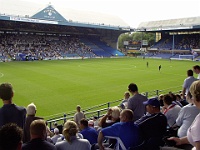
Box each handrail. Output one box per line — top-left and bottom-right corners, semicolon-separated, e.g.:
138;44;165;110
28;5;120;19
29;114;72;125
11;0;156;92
46;87;182;128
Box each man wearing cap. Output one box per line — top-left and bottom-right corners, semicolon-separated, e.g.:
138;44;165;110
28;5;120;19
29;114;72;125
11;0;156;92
135;97;167;150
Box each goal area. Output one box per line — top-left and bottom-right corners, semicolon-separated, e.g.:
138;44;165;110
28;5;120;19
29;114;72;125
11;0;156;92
179;55;195;60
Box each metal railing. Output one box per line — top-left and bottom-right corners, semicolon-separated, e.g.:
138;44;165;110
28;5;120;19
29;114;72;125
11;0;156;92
46;86;182;128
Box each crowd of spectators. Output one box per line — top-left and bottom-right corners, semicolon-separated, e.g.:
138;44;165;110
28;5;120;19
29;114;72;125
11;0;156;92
0;32;96;61
1;66;200;150
151;34;200;50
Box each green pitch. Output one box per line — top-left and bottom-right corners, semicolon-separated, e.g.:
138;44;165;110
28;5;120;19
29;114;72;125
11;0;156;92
0;58;197;118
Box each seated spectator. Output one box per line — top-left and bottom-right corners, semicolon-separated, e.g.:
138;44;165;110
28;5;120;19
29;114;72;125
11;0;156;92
159;94;164;107
135;97;167;150
176;94;188;106
98;106;121;148
98;106;120;128
88;120;94;127
0;83;26;128
170;92;183;107
175;92;200;138
168;80;200;150
23;103;43;143
98;109;140;150
55;120;91;150
162;94;181;127
22;119;56;150
0;123;23;150
119;91;130;109
51;128;63;145
74;105;85;126
79;118;98;145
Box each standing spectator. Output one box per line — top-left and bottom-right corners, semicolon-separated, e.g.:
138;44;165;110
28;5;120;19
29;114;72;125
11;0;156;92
74;105;85;126
98;109;140;150
162;94;181;127
0;123;23;150
23;103;43;143
119;91;130;109
22;119;56;150
182;69;198;99
193;65;200;79
135;97;167;150
127;83;148;121
55;120;91;150
0;83;26;128
79;118;98;145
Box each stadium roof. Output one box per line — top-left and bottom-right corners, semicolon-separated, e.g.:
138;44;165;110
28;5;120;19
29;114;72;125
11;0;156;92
0;0;130;29
136;16;200;31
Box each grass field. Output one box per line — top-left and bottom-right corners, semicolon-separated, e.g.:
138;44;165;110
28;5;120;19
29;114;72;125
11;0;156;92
0;57;198;118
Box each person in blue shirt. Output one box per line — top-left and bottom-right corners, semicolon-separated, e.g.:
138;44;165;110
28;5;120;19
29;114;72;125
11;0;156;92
79;118;98;145
98;109;140;150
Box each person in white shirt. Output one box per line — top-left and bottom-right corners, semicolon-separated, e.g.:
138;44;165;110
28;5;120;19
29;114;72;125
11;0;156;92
162;94;181;127
168;80;200;150
176;92;200;138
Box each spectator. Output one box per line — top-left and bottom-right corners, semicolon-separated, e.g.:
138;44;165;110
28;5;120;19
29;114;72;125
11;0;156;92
170;92;183;107
176;94;188;106
127;83;148;121
159;94;164;107
23;103;43;143
98;106;121;148
98;106;120;128
88;120;94;128
168;80;200;150
22;119;56;150
79;118;98;145
119;91;130;109
175;92;200;138
162;94;181;127
74;105;85;126
0;123;23;150
51;128;63;145
135;97;167;150
55;120;91;150
193;65;200;79
182;69;198;99
0;83;26;128
98;109;140;150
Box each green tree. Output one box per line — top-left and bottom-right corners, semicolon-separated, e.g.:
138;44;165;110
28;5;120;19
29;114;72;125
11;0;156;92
118;32;155;49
